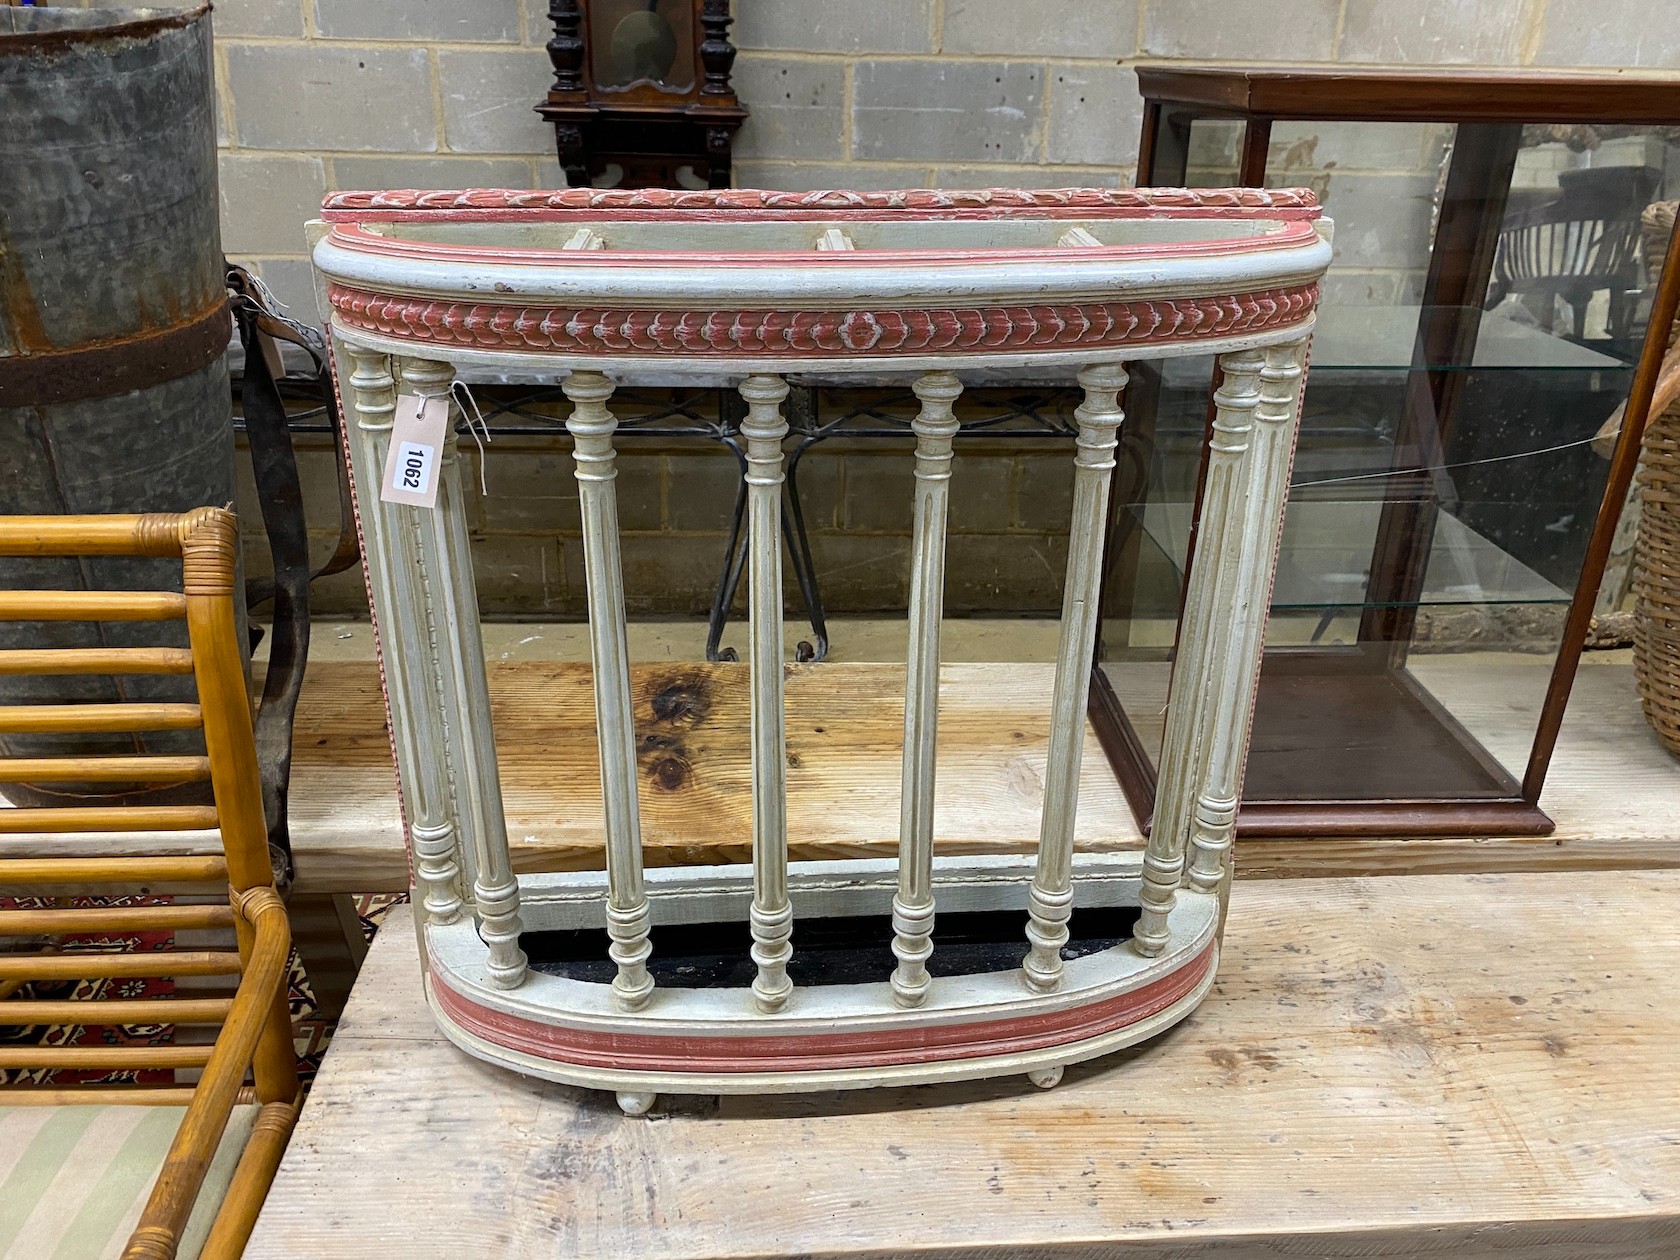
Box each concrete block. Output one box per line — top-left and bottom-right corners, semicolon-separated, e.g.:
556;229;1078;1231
1537;0;1680;67
1142;0;1338;60
665;447;745;533
614;453;665;533
947;453;1015;534
945;533;1068;613
734;161;929;191
301;559;373;617
1014;453;1075;532
314;0;520;42
1339;0;1529;64
1186;119;1243;172
1046;66;1140;168
1316;268;1411;307
853;61;1043;165
788;450;842;534
439;50;556;153
589;535;737;617
241;529;370;617
804;535;911;612
941;0;1136;60
470;533;564;615
250;259;323;325
1316;173;1439;271
212;0;304;38
219;154;327;256
1269;122;1442;175
331;156;536;191
533;156;567;189
521;0;550;46
735;0;935;54
479;441;660;533
842;450;916;533
225;44;437;152
932;165;1123;189
480;446;578;530
293;445;354;527
732;56;847;162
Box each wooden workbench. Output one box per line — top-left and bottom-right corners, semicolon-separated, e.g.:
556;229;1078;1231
3;653;1675;889
246;875;1680;1258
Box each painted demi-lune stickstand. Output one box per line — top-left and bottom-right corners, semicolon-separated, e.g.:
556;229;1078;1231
311;186;1329;1111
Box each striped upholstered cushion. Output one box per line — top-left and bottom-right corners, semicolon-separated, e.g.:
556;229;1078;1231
0;1105;256;1260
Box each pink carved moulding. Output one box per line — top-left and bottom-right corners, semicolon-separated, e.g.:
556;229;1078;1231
320;186;1323;362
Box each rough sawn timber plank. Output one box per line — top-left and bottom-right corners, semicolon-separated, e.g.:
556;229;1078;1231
246;873;1680;1258
6;656;1676;889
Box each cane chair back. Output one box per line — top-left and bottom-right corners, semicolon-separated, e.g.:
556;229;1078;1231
0;510;299;1260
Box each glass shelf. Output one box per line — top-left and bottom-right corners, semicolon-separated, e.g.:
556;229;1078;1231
1128;500;1571;615
1308;304;1635;373
1152;305;1636;388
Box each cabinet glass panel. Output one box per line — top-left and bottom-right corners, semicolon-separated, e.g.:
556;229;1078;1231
1102;120;1664;806
589;0;696;92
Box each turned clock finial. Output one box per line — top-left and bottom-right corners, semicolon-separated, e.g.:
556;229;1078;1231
545;0;586;96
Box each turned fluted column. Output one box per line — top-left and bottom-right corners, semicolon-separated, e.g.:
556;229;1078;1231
1133;350;1267;956
1185;340;1308;896
740;373;794;1013
395;356;527;988
890;370;963;1008
339;343;464;928
1022;363;1128;994
564;370;653;1011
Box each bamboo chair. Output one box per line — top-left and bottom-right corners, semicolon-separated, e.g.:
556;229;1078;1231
0;510;299;1260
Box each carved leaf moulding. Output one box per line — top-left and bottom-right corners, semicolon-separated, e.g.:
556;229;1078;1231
320;185;1323;222
326;284;1318;357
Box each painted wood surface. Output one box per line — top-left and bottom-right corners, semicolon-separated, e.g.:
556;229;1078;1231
5;654;1674;888
1025;366;1129;991
892;372;963;1007
247;876;1680;1258
394;355;527;988
562;370;652;1011
738;374;794;1014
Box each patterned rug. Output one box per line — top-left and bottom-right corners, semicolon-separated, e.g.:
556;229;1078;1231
0;894;178;1089
0;891;410;1092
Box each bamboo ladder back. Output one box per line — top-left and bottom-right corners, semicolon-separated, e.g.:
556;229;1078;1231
0;509;300;1260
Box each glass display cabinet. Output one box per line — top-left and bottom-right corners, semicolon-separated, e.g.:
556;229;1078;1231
1097;68;1680;838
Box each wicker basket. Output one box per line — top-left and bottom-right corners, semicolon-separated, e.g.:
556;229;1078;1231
1634;201;1680;759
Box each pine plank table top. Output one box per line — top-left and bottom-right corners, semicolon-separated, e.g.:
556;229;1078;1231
247;874;1680;1259
5;654;1676;887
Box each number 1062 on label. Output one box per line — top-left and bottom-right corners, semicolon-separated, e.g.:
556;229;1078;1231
392;441;435;495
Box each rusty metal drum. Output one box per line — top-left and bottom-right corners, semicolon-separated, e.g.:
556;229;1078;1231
0;5;233;806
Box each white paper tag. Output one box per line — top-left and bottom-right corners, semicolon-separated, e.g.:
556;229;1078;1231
380;393;451;508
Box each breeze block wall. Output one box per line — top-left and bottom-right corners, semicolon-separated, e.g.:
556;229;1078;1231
212;0;1680;617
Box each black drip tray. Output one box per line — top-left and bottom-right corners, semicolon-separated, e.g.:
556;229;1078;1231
523;904;1141;989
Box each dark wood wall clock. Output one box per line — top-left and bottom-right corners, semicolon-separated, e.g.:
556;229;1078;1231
538;0;748;189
